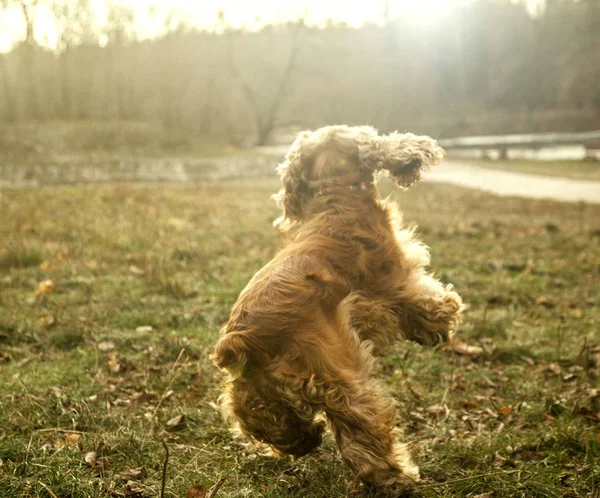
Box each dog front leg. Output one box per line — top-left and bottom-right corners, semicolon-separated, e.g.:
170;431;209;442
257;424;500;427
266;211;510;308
395;274;464;345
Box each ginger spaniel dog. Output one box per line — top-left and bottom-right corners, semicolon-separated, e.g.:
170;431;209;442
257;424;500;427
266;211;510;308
213;125;463;493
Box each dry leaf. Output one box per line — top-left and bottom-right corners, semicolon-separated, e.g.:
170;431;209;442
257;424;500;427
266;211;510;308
98;341;115;351
498;406;512;418
118;468;146;480
85;451;110;470
166;414;186;431
135;326;153;333
426;404;449;418
187;478;226;498
535;296;555;309
129;265;145;275
106;353;135;373
125;480;145;497
519;355;535;366
36;280;54;295
84;451;97;466
458;400;479;410
167;217;188;230
492;452;511;468
38;315;56;329
186;484;208;498
449;338;483;357
570;308;582;319
65;433;81;448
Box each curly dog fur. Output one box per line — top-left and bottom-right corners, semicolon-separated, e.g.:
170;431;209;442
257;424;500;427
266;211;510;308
212;125;464;492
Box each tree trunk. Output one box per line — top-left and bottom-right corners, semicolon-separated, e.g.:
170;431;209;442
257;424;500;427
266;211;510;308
0;54;16;121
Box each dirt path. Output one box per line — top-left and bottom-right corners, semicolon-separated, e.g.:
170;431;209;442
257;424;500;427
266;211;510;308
425;161;600;204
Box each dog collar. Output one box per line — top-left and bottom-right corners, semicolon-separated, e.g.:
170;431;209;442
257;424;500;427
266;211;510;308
313;182;368;199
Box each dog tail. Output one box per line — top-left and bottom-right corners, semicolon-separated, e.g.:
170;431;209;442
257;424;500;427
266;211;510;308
212;332;254;377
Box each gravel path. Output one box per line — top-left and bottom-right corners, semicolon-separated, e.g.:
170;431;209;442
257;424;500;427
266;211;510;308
425;161;600;204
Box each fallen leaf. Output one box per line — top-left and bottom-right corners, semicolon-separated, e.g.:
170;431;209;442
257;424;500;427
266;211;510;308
498;406;512;418
85;451;110;470
458;400;480;410
129;265;145;275
492;452;512;468
448;338;483;357
426;404;449;419
535;296;555;309
518;450;546;463
540;362;563;376
125;480;145;497
98;341;115;351
36;280;54;295
84;452;97;466
167;217;188;230
186;484;208;498
118;468;146;480
38;315;56;329
106;353;135;373
65;433;81;448
519;355;536;366
166;414;186;431
570;308;582;319
135;326;153;333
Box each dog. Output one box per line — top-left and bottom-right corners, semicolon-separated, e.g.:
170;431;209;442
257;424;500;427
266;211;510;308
212;125;464;492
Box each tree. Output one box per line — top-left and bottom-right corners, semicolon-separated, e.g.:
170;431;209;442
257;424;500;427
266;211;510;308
225;8;309;145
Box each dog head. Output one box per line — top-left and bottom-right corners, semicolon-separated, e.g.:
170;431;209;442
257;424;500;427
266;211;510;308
273;125;445;229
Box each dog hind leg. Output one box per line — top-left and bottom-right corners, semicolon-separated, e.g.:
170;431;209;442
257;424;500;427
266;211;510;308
321;372;419;490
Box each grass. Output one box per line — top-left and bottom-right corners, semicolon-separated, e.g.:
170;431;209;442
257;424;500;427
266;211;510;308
0;177;599;497
0;121;247;164
449;157;600;182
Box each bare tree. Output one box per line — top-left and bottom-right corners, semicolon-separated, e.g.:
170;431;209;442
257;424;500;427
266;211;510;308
49;0;95;118
226;8;308;145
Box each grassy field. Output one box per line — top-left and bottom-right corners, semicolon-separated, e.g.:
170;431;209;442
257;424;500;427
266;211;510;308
450;158;600;182
0;178;599;498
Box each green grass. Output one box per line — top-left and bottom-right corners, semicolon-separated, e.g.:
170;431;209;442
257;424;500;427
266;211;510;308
0;178;599;497
449;157;600;181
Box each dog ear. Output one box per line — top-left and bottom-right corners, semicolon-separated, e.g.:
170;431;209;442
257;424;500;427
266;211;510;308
272;130;312;229
359;132;445;187
212;331;254;379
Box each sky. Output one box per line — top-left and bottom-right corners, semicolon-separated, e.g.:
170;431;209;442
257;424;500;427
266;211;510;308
0;0;541;52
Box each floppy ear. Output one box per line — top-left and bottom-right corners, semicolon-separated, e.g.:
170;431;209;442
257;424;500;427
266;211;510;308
359;132;445;187
272;130;312;229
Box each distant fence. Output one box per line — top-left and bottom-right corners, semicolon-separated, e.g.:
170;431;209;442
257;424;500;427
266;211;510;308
439;130;600;160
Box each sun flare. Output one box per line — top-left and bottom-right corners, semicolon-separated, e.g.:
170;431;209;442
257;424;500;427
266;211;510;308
0;0;467;52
